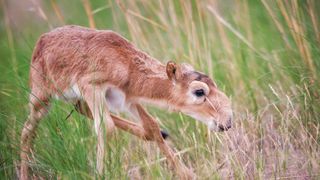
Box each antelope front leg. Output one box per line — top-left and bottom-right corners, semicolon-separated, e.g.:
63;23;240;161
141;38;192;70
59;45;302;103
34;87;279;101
134;104;195;179
75;100;167;141
81;86;115;176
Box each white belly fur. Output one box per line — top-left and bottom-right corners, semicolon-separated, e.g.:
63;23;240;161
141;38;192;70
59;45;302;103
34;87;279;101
105;87;126;113
54;84;127;113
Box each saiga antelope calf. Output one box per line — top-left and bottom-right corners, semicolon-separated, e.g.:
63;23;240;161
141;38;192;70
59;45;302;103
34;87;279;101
20;25;232;179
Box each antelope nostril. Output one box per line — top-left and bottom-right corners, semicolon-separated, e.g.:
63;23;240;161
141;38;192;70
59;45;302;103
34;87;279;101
218;124;225;131
218;124;231;131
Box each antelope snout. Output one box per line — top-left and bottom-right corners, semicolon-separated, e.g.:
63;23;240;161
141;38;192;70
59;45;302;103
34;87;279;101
218;116;232;132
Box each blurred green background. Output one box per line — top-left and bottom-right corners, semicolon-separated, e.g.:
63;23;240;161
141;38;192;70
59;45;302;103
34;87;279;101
1;0;319;179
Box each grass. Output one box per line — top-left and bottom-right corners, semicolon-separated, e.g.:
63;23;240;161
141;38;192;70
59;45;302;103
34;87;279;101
1;0;320;179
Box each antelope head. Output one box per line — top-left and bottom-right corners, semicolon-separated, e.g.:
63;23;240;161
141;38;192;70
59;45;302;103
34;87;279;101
166;61;233;132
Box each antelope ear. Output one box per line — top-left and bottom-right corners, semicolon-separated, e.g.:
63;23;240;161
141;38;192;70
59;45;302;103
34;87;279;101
166;61;177;81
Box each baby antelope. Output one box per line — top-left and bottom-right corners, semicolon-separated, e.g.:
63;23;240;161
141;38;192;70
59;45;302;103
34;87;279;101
20;25;232;179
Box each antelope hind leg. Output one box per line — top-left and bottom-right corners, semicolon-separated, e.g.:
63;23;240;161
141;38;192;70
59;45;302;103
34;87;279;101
20;96;50;180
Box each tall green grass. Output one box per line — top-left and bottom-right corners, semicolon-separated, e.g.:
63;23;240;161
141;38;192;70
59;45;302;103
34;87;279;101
0;0;319;179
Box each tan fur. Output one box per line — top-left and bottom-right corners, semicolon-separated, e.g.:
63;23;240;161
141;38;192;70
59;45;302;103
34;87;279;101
20;25;232;179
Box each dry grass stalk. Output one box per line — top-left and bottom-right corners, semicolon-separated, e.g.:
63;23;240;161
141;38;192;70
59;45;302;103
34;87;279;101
277;0;316;79
307;0;320;44
211;0;234;60
50;0;65;24
1;0;18;76
261;0;292;49
31;0;53;29
82;0;96;28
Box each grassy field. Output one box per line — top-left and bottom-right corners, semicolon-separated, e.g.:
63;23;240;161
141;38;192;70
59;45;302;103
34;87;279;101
1;0;320;179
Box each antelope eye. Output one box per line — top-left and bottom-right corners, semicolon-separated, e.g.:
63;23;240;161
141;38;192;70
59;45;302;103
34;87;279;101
194;89;205;97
